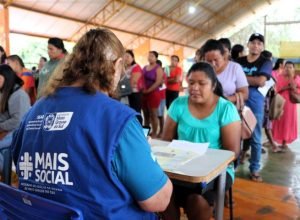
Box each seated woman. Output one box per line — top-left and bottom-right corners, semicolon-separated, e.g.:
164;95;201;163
162;62;241;220
0;65;30;172
12;28;172;219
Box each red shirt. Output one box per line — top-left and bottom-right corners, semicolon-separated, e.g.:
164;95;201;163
131;64;144;92
159;72;167;99
166;66;182;91
18;69;36;105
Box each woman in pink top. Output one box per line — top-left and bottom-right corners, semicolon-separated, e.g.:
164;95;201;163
272;61;300;149
263;58;285;152
272;58;285;80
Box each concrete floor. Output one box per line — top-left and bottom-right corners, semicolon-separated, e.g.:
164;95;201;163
236;105;300;208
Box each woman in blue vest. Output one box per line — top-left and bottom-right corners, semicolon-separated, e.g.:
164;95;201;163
162;62;241;220
12;28;172;219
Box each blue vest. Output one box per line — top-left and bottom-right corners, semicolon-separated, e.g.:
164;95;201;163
14;87;156;219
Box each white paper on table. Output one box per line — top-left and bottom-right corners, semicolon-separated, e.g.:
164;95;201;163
167;140;209;156
258;78;275;97
151;146;198;171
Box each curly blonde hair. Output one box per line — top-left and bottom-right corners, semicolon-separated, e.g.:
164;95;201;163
42;28;124;96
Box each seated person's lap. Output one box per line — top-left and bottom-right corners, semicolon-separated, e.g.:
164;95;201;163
173;172;232;207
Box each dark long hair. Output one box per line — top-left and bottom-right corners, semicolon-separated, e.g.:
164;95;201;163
187;62;224;98
125;50;136;66
0;65;24;113
202;39;225;56
48;37;67;54
0;46;7;64
273;58;285;70
231;44;244;61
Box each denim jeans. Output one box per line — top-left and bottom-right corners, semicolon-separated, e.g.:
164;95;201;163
0;132;13;172
248;112;264;173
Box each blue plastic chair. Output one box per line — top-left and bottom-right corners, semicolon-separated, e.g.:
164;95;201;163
0;182;83;220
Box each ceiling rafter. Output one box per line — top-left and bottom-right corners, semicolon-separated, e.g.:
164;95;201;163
265;0;272;4
1;2;197;49
126;1;188;49
196;1;236;29
239;0;256;14
3;0;13;7
118;0;207;34
125;0;212;49
70;0;129;41
172;0;253;47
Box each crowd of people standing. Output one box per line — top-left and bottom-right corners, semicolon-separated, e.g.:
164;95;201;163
0;29;299;220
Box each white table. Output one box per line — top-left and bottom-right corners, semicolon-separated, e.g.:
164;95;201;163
150;139;235;220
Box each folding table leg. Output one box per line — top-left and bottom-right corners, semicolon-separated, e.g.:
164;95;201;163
215;169;226;220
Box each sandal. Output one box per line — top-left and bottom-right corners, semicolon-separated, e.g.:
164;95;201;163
279;145;288;152
271;145;282;153
272;147;282;153
249;173;263;182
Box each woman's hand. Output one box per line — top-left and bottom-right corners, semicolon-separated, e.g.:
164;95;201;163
143;89;149;94
289;82;297;91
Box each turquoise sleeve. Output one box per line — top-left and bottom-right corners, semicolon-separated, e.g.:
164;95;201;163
112;118;168;201
167;96;184;122
220;101;241;127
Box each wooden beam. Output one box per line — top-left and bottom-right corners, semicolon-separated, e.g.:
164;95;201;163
196;1;236;28
2;2;197;50
174;0;254;46
70;0;127;41
119;0;205;34
1;2;197;49
126;0;212;49
9;30;70;42
266;20;300;25
0;5;10;54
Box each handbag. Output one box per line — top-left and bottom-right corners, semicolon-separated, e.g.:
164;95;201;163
269;87;285;120
235;93;257;140
117;73;132;97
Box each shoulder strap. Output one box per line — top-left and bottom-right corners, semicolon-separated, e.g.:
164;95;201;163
235;92;244;113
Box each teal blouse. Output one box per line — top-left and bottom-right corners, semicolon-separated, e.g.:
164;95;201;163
168;96;240;180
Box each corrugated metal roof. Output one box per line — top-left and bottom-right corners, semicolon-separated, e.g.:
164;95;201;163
3;0;282;58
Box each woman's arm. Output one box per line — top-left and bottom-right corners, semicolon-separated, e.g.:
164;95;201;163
227;87;249;103
130;71;142;91
162;115;177;141
277;84;291;93
0;91;30;131
113;118;172;212
221;121;241;158
144;68;164;94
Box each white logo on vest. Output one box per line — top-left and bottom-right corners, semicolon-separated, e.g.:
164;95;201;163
18;152;73;186
19;152;33;180
43;112;73;131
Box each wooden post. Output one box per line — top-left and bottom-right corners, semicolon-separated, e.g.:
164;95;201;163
0;5;10;55
133;39;150;67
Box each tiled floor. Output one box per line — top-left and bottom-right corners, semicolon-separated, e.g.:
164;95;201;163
232;106;300;219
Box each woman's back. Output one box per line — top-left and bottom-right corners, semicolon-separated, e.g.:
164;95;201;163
12;87;156;219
